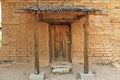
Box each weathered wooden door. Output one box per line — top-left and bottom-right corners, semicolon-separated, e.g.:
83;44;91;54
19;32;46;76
50;24;71;62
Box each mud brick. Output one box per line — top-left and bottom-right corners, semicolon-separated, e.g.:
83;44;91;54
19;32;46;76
10;51;19;56
20;51;30;56
29;51;34;55
39;55;49;59
18;56;28;60
113;54;120;57
74;52;84;57
1;47;17;52
18;48;28;51
0;52;10;57
28;47;34;52
73;46;84;52
72;57;84;64
39;60;49;67
102;53;112;57
90;52;102;57
0;56;10;60
8;55;17;60
11;57;18;60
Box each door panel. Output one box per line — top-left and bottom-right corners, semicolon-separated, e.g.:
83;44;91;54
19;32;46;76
50;24;71;62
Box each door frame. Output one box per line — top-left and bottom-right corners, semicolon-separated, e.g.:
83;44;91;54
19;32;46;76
49;23;72;63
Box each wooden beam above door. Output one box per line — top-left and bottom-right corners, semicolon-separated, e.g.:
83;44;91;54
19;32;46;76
40;19;80;23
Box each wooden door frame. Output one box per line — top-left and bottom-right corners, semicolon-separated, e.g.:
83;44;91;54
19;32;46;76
49;23;72;63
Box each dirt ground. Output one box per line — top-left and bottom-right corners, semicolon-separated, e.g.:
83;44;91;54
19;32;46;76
0;62;120;80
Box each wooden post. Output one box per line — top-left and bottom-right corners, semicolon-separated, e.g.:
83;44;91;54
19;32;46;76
34;0;39;74
84;12;89;74
34;11;39;74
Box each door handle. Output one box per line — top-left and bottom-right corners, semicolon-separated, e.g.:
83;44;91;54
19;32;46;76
67;40;70;44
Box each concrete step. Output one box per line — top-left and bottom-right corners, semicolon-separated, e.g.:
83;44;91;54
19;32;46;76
50;62;72;74
51;64;72;69
52;67;70;74
50;62;72;68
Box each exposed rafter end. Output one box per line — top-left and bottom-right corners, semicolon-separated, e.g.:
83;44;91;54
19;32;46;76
15;9;29;13
89;10;108;15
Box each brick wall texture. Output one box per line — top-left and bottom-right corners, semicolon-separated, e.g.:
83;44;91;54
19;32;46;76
0;0;120;67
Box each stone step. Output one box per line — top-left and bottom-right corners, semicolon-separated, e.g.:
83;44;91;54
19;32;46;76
50;62;72;74
50;62;72;68
51;64;72;69
52;67;70;74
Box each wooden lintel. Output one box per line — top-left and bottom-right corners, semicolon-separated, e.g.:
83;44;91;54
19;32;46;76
40;19;79;23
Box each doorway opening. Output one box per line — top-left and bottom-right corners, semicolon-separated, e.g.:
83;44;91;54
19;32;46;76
49;23;71;63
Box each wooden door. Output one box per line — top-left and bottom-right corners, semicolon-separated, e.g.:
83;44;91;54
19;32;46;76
50;24;71;62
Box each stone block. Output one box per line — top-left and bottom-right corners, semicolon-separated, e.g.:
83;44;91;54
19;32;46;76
79;72;94;80
112;62;120;68
52;68;70;74
51;64;72;69
29;72;45;80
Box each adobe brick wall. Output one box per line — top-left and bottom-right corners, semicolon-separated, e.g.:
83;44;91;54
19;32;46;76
108;0;120;63
0;0;119;66
1;1;35;61
0;1;50;67
71;15;113;64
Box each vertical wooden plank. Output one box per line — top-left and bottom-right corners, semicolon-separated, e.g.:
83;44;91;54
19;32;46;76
67;25;71;61
65;25;69;60
62;25;65;58
69;24;72;62
84;12;89;74
49;25;52;62
51;25;55;62
54;25;56;57
61;25;64;58
60;25;63;58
